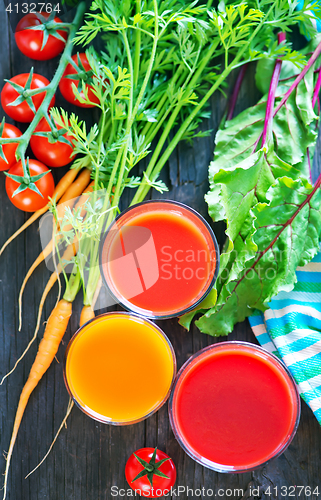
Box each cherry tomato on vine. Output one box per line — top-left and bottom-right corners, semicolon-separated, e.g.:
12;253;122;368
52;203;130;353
1;72;55;123
5;159;55;212
15;12;67;60
30;117;74;167
0;123;22;171
125;448;176;498
59;53;100;108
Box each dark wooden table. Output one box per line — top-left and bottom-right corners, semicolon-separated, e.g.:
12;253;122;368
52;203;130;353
1;4;321;500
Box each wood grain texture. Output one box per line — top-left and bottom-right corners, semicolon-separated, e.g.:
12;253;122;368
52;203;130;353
0;4;321;500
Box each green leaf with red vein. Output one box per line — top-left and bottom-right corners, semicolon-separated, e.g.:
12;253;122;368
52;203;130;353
179;42;321;335
206;80;317;222
205;41;320;228
193;177;321;336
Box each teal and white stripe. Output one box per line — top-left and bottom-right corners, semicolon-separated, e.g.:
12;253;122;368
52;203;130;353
249;251;321;425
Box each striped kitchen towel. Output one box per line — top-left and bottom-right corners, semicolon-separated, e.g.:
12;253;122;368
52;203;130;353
249;251;321;425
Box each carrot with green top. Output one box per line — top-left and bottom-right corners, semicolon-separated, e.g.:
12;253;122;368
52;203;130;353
33;241;79;346
24;301;96;479
2;223;84;497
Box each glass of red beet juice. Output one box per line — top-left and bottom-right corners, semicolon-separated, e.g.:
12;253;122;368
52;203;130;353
99;199;219;319
169;341;300;472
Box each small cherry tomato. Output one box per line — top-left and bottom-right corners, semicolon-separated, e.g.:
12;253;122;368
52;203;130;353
1;72;55;123
125;448;176;498
30;117;74;167
0;123;22;171
59;53;100;108
15;12;67;60
5;159;55;212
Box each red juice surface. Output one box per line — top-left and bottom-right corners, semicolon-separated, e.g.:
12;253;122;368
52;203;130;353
171;344;299;470
101;202;217;316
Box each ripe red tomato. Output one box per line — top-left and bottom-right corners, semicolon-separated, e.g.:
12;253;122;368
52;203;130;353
59;53;99;108
125;448;176;498
30;117;74;167
15;13;67;60
1;73;55;123
5;159;55;212
0;123;22;171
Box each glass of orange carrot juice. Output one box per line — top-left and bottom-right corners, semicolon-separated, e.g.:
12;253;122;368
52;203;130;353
99;200;219;319
63;312;176;424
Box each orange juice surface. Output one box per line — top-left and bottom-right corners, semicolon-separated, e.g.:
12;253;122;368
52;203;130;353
65;314;175;423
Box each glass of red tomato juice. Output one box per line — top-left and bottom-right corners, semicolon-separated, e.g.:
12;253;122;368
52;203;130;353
169;342;300;472
99;200;219;319
63;312;176;425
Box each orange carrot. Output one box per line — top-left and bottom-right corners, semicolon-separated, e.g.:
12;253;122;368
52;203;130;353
79;305;95;326
18;240;54;332
23;296;95;479
18;181;95;331
0;167;81;257
2;299;72;500
1;239;78;386
58;168;91;206
57;178;94;226
28;239;79;348
52;167;82;203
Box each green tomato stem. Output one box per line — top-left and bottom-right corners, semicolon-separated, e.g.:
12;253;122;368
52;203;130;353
25;86;52;97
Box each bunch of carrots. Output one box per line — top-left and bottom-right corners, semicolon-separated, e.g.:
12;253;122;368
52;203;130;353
0;165;97;497
0;3;99;496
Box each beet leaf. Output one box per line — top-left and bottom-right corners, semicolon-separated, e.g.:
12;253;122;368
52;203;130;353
180;37;321;335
